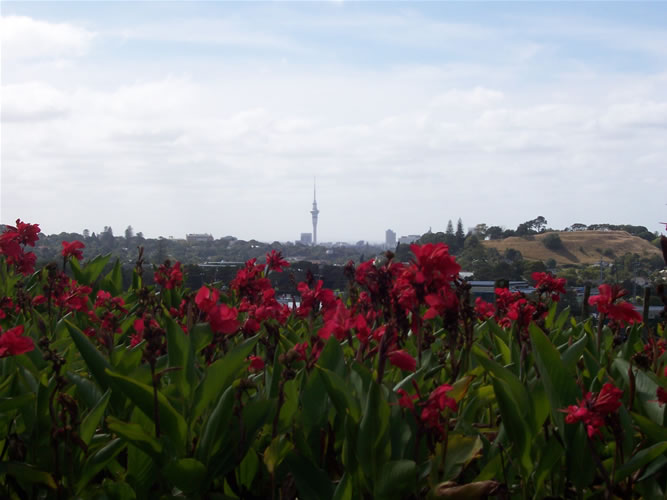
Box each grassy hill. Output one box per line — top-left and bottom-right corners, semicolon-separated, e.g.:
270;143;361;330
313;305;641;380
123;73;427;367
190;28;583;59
482;230;662;265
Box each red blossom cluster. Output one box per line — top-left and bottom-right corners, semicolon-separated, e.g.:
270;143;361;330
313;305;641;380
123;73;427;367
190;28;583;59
420;384;458;436
588;284;642;326
532;272;567;302
154;261;183;289
0;219;40;275
61;240;85;261
562;383;623;438
0;325;34;357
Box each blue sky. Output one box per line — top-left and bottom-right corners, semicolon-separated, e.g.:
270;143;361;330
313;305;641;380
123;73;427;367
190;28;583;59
2;1;666;242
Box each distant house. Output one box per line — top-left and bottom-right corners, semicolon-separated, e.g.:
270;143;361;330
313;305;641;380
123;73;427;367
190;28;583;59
186;233;214;243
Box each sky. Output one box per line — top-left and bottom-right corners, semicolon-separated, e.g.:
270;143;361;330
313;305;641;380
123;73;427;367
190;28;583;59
2;1;666;243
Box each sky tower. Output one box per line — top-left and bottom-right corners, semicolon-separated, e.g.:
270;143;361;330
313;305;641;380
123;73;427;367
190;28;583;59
311;178;319;245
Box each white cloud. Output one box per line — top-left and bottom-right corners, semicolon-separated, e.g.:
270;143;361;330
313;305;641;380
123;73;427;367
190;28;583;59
1;15;95;61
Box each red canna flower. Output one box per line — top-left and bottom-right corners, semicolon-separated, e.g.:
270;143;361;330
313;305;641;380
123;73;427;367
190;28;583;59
532;272;567;301
61;240;85;260
389;350;417;372
248;355;265;372
561;383;623;438
208;303;239;335
266;250;289;272
656;387;667;406
589;284;642;325
420;383;457;436
0;325;34;357
396;388;419;410
154;261;183;289
195;286;219;313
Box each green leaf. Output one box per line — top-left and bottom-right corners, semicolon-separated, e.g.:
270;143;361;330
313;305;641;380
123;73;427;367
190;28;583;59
190;322;214;353
192;334;259;420
357;380;391;482
492;377;532;473
632;412;667;443
82;254;111;286
374;460;417;500
318;336;346;377
105;259;123;295
614;442;667;483
106;369;187;450
80;389;111;446
196;386;235;463
614;358;665;426
529;323;580;441
317;365;361;423
0;462;57;489
0;392;34;413
561;333;588;369
107;416;163;459
332;473;352;500
66;320;115;392
301;369;329;433
238;449;259;491
76;438;126;493
442;435;483;481
163;458;207;494
263;435;294;474
285;451;334;500
164;312;195;400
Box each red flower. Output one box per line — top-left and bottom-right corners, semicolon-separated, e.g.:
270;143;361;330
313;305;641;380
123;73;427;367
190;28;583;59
248;355;265;372
420;384;457;436
154;261;183;289
389;350;417;372
62;240;85;260
474;297;495;320
532;272;566;301
589;284;642;325
0;219;41;247
657;387;667;406
195;286;219;313
0;325;34;357
396;388;418;410
423;287;458;320
208;303;239;334
266;250;289;272
561;383;623;438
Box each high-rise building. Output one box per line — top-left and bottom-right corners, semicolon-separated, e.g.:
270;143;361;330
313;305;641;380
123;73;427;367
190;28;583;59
385;229;396;249
300;233;312;245
310;178;319;245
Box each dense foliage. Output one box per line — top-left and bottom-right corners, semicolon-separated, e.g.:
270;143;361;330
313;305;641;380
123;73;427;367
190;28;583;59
1;220;666;499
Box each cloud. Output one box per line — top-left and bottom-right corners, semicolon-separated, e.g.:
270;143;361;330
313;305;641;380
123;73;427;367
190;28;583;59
1;82;69;122
1;15;95;61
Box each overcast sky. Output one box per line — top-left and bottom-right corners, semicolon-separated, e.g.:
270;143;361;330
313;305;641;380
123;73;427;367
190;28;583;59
2;2;666;243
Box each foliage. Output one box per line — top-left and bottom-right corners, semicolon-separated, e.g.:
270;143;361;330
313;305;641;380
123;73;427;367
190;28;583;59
542;233;563;251
1;220;666;499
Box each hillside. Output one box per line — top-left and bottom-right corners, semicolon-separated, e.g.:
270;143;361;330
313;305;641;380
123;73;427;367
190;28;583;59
482;230;662;265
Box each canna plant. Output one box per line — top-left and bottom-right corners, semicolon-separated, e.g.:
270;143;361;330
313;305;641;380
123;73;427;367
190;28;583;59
0;219;665;499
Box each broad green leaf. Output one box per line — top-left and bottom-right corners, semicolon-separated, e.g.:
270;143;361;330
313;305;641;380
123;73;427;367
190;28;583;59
82;254;111;286
332;473;352;500
492;377;532;473
192;334;259;420
529;323;579;441
357;380;391;482
561;333;588;369
0;462;57;489
196;385;235;463
0;393;34;413
301;368;329;432
442;435;483;481
318;336;346;377
164;312;195;400
614;442;667;483
317;365;361;423
163;458;207;494
107;416;163;459
76;438;126;493
66;320;115;392
632;412;667;443
614;358;665;426
285;451;334;500
374;460;417;500
238;449;259;491
106;369;187;450
263;435;294;474
80;389;111;446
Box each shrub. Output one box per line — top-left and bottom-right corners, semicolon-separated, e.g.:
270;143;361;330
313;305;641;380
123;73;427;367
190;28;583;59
543;232;563;250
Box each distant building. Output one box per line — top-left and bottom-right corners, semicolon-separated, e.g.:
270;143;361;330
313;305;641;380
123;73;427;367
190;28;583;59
398;234;420;245
385;229;396;249
186;233;213;243
299;233;313;245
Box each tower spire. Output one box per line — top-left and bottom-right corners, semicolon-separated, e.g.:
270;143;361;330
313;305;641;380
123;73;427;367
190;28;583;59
311;177;319;246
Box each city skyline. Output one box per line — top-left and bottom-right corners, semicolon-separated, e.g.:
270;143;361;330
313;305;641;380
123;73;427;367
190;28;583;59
2;3;666;241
